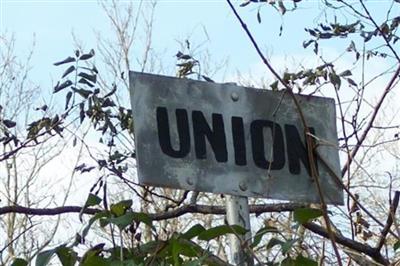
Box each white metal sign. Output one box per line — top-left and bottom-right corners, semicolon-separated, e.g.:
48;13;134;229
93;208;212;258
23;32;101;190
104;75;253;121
129;71;343;204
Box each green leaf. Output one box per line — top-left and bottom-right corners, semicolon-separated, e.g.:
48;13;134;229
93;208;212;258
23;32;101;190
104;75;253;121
81;211;110;240
266;237;285;250
394;240;400;251
103;212;136;230
170;238;182;265
251;226;279;248
281;257;296;266
293;208;323;224
270;80;279;91
84;193;102;207
81;254;109;266
80;193;101;221
110;200;132;217
295;255;318;266
103;211;152;230
177;240;198;258
282;239;298;255
198;225;247;241
11;258;28;266
329;72;341;90
36;249;56;266
182;224;206;240
56;246;77;266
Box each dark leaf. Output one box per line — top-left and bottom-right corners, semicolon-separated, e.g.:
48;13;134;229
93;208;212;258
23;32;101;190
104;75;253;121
36;249;56;266
266;238;284;250
54;56;75;66
178;54;192;60
35;105;48;112
62;65;75;79
270;80;279;91
313;41;319;54
65;91;73;110
80;49;95;60
182;224;206;240
79;193;102;222
3;119;16;128
240;1;251;7
72;136;77;147
54;80;73;93
82;212;110;240
346;78;357;87
78;72;97;83
56;246;77;266
78;78;94;88
104;84;117;98
202;75;215;83
251;226;279;248
329;72;341;90
339;70;352;77
280;257;295;266
11;258;28;266
295;255;318;266
303;40;313;49
83;193;101;207
257;10;261;23
102;211;152;230
282;238;298;254
198;225;247;241
175;51;184;58
79;102;85;123
72;87;92;98
101;98;116;108
394;240;400;251
294;208;323;224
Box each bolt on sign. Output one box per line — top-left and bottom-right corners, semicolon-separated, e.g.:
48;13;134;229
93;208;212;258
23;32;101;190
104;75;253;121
129;71;343;205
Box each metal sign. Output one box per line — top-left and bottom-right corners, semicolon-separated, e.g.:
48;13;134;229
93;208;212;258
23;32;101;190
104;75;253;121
129;71;343;204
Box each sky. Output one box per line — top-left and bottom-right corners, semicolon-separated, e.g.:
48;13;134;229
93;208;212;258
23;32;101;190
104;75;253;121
1;0;400;260
1;0;399;201
1;0;332;86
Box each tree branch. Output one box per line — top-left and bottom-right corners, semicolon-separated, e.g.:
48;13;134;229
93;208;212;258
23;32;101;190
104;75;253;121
376;191;400;251
303;222;389;265
341;65;400;177
0;202;391;264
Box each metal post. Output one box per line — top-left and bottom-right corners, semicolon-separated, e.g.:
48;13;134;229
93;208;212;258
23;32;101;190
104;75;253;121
225;195;254;266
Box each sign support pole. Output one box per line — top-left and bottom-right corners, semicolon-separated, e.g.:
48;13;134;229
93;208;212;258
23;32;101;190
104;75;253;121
225;195;254;266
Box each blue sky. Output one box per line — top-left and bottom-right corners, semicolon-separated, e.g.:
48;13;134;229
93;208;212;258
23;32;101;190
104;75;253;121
1;0;398;106
1;0;332;85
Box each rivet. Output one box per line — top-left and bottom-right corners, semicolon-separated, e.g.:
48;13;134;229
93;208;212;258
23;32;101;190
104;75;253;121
186;177;194;186
239;181;247;191
231;92;239;101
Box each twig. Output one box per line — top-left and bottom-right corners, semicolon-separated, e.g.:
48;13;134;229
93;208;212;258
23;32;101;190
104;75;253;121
375;191;400;251
225;1;342;264
341;65;400;176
